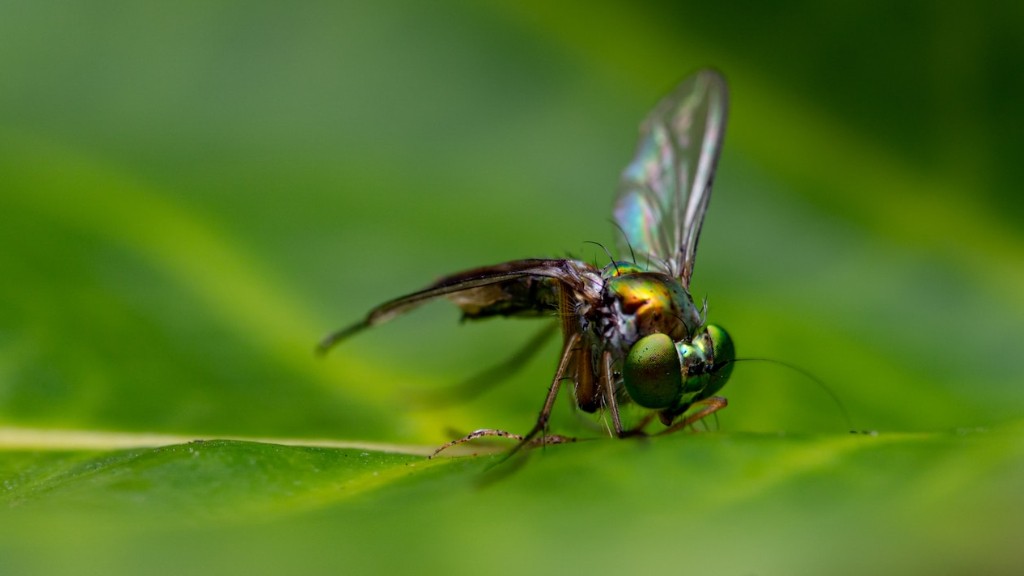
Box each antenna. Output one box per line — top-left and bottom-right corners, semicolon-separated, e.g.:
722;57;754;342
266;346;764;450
725;357;855;431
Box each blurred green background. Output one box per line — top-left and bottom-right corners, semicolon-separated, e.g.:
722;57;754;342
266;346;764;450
1;1;1022;574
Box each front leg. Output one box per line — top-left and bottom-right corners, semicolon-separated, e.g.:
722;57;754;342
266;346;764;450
619;397;729;438
657;396;728;436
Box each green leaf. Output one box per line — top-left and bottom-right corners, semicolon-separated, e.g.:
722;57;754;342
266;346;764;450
2;1;1022;574
2;426;1022;574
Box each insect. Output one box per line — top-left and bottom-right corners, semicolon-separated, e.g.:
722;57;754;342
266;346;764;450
319;69;734;454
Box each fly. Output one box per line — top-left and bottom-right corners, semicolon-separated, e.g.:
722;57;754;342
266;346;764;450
319;69;734;455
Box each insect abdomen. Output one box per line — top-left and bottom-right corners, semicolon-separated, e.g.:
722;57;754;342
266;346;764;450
448;276;562;320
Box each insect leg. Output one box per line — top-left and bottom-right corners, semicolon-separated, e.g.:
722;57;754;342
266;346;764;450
429;332;581;459
428;428;575;458
656;396;728;436
509;331;580;454
429;429;524;458
601;350;626;437
573;341;601;413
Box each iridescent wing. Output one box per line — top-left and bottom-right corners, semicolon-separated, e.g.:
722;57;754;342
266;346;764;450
613;69;729;287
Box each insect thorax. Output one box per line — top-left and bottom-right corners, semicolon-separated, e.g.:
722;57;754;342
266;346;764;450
591;272;702;358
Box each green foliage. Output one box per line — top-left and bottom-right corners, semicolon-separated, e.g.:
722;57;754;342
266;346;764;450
1;1;1022;574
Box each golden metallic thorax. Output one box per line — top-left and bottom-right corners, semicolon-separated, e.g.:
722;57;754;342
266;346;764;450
604;272;697;342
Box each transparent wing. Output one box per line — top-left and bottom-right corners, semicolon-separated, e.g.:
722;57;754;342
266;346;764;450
612;69;729;287
317;258;597;355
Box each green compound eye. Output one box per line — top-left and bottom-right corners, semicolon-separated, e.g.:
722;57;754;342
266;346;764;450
698;324;735;398
623;333;682;409
706;324;734;362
